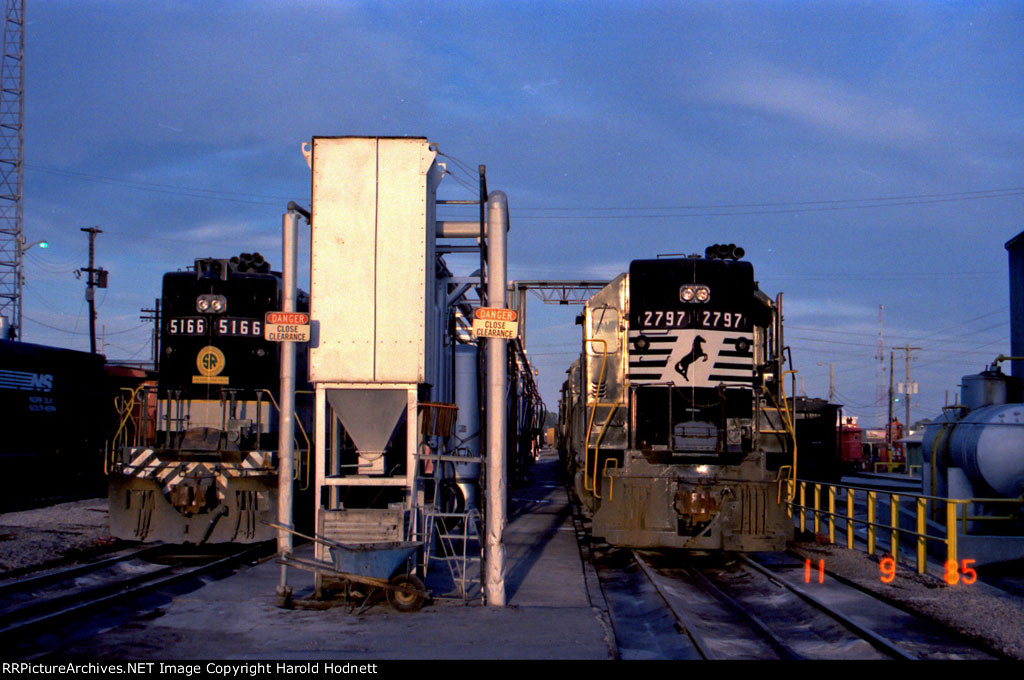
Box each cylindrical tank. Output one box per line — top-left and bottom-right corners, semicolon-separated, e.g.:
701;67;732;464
942;404;1024;498
453;345;481;509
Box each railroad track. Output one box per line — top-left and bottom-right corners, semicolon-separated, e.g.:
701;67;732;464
0;542;273;655
629;550;997;660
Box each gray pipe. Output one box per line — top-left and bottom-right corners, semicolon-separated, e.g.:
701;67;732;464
437;221;482;238
277;210;299;596
485;191;508;607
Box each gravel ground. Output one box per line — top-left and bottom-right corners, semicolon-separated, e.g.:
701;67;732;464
790;539;1024;660
0;498;116;574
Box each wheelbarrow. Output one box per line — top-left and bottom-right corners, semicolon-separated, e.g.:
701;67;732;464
268;521;428;612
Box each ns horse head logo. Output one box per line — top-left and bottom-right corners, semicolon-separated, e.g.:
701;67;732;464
674;335;708;380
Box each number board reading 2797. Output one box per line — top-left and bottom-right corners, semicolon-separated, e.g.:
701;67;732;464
638;309;747;330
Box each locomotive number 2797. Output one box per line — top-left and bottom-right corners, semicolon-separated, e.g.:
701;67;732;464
700;311;744;329
639;310;744;329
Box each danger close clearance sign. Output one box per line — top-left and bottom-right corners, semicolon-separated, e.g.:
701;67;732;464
471;307;518;339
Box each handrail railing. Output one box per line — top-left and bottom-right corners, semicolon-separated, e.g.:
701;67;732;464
602;458;620;501
256;388;314;491
106;386;143;475
790;478;1024;577
582;338;608;493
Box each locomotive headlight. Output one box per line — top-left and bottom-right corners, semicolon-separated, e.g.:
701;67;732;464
680;285;711;303
196;294;227;313
696;465;709;475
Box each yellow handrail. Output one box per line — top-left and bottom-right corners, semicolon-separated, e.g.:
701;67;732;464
761;371;798;502
591;405;619;499
789;479;984;577
106;386;143;475
582;338;609;493
602;458;620;501
779;369;798;491
775;465;792;505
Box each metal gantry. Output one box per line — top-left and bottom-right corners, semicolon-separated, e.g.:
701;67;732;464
0;0;24;339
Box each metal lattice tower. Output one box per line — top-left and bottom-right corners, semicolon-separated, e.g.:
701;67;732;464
0;0;24;339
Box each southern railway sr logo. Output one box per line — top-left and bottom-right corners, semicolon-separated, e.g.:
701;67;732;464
193;345;229;385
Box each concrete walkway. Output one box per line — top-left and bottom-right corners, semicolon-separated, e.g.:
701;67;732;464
57;450;614;660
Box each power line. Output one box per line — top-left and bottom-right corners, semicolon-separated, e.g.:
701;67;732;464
512;186;1024;212
26;164;292;206
25;162;1024;217
24;313;145;336
508;189;1024;220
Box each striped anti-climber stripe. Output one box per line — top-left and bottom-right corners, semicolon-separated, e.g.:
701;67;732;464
116;448;274;502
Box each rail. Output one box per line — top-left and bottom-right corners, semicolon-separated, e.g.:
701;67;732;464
790;479;1024;577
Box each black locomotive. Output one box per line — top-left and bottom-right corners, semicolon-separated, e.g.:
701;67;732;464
108;253;311;543
559;245;795;550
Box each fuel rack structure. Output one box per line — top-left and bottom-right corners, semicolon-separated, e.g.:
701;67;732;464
303;137;543;603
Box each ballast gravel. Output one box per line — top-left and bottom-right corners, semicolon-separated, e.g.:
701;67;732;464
0;498;113;574
790;540;1024;660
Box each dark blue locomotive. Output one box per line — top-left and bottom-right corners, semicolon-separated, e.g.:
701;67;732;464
108;254;310;543
559;245;795;550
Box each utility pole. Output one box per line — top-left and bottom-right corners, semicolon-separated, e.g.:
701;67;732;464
140;298;161;370
887;350;894;460
893;344;921;429
79;227;106;354
875;305;885;424
829;362;834;403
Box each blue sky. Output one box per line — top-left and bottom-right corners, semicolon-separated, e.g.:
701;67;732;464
18;1;1024;427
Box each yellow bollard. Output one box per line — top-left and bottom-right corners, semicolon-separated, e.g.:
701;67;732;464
846;488;854;550
916;498;927;575
890;494;900;563
867;491;876;556
814;484;821;534
828;486;836;544
800;482;807;533
946;501;958;576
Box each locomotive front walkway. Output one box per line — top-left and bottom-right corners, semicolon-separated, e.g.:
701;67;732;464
59;450;614;660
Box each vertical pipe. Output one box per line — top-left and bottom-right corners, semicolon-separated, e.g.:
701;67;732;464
277;210;299;596
485;191;508;607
